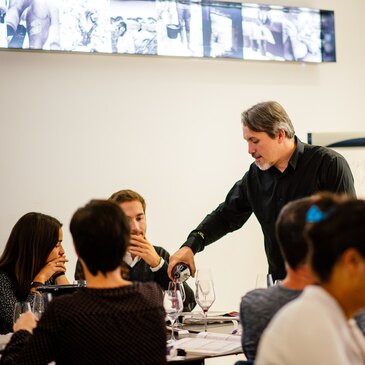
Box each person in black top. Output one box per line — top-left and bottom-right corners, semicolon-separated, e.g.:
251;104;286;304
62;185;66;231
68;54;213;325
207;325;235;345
168;101;356;281
75;189;196;311
1;200;167;365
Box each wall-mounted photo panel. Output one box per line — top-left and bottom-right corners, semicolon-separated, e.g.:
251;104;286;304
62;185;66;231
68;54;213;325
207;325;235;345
242;4;322;62
201;1;243;59
0;0;336;63
110;0;157;55
320;10;336;62
3;0;63;50
60;0;111;53
156;0;203;57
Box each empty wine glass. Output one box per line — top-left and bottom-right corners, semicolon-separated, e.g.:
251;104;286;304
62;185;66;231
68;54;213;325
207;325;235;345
168;281;186;328
163;289;183;342
255;273;274;288
13;301;31;323
195;269;215;332
32;292;53;320
73;280;87;287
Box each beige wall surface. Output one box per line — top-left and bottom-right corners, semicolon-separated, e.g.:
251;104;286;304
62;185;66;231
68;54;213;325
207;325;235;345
0;0;364;331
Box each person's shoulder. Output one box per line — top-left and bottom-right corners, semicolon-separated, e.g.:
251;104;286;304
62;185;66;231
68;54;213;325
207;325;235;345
0;270;12;284
266;288;311;327
242;285;288;300
134;281;163;304
303;142;346;161
242;287;270;303
233;165;258;190
241;286;299;310
0;269;8;278
47;292;78;310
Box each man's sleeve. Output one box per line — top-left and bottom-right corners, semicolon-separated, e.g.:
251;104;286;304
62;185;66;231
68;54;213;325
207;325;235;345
321;153;356;197
182;174;253;253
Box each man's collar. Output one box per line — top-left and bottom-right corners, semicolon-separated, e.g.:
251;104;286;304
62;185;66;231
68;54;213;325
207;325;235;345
123;252;140;268
288;136;303;170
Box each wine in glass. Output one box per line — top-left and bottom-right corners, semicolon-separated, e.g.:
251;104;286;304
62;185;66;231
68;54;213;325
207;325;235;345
195;269;215;332
168;281;186;328
163;289;183;342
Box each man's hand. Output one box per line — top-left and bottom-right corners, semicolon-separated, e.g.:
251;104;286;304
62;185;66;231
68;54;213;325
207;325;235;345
167;246;196;279
128;235;161;268
13;311;37;334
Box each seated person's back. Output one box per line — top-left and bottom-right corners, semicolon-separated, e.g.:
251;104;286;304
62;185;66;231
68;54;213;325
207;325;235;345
0;200;167;365
75;189;196;311
241;284;302;360
256;196;365;365
240;195;318;360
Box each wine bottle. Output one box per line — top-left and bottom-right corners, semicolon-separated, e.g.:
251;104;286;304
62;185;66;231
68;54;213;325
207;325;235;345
172;263;191;283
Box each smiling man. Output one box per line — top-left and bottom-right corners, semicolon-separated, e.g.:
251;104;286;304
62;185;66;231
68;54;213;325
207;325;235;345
168;101;356;281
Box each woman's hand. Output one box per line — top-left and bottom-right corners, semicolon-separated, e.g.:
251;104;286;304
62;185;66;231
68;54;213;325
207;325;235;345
32;255;69;284
13;311;37;334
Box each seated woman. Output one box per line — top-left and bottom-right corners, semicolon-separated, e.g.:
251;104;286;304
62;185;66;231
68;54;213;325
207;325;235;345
256;196;365;365
0;212;69;334
0;200;167;365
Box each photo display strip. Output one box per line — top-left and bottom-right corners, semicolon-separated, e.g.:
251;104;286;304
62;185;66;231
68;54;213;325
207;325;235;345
0;0;336;62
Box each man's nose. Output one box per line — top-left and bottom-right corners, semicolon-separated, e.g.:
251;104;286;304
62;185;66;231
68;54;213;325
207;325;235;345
247;142;255;155
130;220;142;234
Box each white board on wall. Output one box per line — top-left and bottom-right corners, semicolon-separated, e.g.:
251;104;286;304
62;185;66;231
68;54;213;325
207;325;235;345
307;132;365;199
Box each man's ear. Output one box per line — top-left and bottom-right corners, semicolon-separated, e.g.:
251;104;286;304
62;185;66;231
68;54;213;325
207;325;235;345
341;248;364;274
277;128;286;143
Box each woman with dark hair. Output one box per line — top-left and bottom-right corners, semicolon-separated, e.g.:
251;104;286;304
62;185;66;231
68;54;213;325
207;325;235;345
256;196;365;365
0;212;69;334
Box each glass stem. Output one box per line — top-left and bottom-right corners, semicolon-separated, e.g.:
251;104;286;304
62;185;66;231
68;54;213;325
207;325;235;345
204;310;207;332
171;320;176;341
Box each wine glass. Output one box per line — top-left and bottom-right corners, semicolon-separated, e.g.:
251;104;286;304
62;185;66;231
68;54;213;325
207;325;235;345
32;292;53;320
163;289;183;342
255;273;274;288
168;281;186;328
73;280;87;287
13;301;31;323
195;269;216;332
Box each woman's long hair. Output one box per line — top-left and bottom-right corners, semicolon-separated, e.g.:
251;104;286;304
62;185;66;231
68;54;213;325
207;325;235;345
0;213;62;300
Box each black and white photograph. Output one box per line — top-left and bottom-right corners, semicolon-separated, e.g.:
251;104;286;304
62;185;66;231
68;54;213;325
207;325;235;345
110;0;157;55
0;0;8;48
281;8;322;62
0;0;61;50
202;2;243;59
60;0;111;53
156;0;203;58
242;5;284;61
320;10;336;62
242;5;322;62
0;0;335;64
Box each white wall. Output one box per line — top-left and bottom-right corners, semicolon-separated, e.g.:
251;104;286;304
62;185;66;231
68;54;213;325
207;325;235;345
0;0;364;347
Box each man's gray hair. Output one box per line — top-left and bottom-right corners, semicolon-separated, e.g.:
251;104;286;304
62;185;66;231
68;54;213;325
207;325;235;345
241;101;295;139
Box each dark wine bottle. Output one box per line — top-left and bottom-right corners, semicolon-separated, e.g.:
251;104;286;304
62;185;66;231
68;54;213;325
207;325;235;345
172;263;191;283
